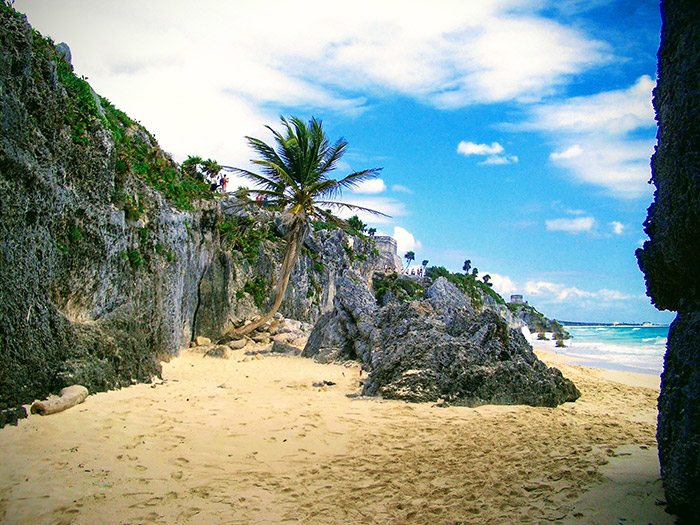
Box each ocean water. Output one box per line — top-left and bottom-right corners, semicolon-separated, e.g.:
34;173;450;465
557;325;669;375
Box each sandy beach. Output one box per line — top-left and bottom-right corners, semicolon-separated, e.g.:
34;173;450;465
0;341;673;524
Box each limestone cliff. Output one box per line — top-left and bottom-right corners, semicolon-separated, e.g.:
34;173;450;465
304;275;580;407
0;6;381;426
635;0;700;520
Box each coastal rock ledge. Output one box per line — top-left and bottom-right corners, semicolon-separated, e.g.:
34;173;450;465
303;275;580;407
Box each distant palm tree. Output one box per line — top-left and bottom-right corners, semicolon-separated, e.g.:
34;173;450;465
462;259;471;273
404;251;415;271
232;116;386;335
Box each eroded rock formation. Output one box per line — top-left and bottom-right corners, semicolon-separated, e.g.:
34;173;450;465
304;275;580;407
635;0;700;519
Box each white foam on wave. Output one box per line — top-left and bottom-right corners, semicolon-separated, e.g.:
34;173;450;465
562;326;668;373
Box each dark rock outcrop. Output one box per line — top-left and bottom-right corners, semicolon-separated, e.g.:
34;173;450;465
302;271;380;364
192;213;381;341
304;276;580;407
1;8;175;425
635;0;700;520
0;6;381;426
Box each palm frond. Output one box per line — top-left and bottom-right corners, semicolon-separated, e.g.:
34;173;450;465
313;168;383;201
316;138;348;180
314;200;391;218
233;115;385;223
229;167;280;189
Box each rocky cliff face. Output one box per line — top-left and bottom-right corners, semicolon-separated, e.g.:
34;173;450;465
635;0;700;520
304;275;580;407
0;6;381;426
193;207;381;340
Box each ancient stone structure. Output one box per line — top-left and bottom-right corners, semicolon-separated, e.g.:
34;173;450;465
635;0;700;520
373;235;402;272
510;294;525;304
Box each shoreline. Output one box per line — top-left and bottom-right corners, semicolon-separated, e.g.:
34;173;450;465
0;344;673;524
530;333;664;383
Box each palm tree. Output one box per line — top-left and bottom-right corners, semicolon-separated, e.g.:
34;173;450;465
231;116;386;335
404;251;415;271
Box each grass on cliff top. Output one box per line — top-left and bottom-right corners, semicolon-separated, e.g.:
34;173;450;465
16;2;215;213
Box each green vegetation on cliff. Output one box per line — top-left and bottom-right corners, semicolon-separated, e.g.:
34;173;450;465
425;266;504;310
15;1;214;213
217;215;281;263
507;302;569;341
373;272;424;304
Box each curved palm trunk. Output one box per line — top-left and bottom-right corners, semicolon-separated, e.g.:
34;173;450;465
236;221;306;336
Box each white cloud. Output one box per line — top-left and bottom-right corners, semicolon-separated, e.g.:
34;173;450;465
524;280;634;303
486;275;637;309
458;141;517;166
525;281;590;301
610;221;625;235
457;141;504;156
545;216;596;233
524;76;656;199
550;201;586;215
530;76;655;134
393;226;423;256
392;184;413;194
15;0;612;167
550;144;583;160
352;178;387;194
479;154;518;165
489;273;518;297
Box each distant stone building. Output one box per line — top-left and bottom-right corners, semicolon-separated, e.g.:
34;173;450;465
374;236;402;272
510;294;525;304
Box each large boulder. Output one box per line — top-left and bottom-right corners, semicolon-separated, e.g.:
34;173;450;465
304;275;580;407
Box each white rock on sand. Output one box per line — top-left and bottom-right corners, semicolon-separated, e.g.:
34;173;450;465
0;341;674;524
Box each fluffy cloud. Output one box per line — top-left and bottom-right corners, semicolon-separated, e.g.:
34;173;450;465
392;184;413;194
16;0;611;165
392;226;423;256
352;179;387;194
487;274;635;307
479;154;518;165
610;221;625;235
489;273;518;298
549;145;583;160
458;141;517;165
545;216;596;233
524;280;634;303
525;76;656;199
530;76;654;134
457;141;504;156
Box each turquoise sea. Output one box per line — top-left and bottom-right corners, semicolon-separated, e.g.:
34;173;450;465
558;325;669;375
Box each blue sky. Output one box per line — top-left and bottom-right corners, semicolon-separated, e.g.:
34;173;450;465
15;0;672;324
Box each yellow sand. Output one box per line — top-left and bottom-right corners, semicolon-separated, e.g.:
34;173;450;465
0;341;674;524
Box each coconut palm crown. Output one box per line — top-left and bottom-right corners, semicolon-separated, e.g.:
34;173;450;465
231;116;386;335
